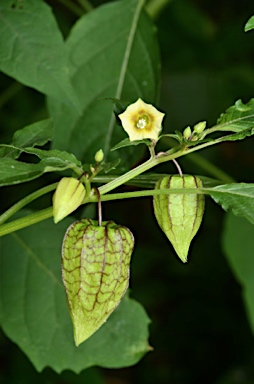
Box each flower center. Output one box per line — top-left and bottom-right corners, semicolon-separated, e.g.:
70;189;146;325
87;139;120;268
136;114;149;129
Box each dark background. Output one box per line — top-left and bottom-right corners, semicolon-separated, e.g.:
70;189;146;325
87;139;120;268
1;0;254;383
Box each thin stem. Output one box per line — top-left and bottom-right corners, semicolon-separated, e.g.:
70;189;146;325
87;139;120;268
93;189;102;226
172;159;183;177
184;138;228;155
92;187;207;202
0;186;209;237
0;183;57;225
56;0;84;16
0;82;23;108
145;0;171;19
76;0;93;12
78;172;92;195
161;135;234;182
98;147;183;195
103;0;145;158
99;158;153;195
187;152;235;183
0;208;53;237
149;141;156;158
0;137;234;236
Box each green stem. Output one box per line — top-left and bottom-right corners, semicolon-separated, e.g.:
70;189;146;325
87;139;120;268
98;147;183;195
0;207;53;237
161;135;234;182
76;0;93;12
187;153;235;183
94;187;207;202
186;138;226;154
0;186;209;237
0;137;233;236
145;0;171;19
0;183;57;225
56;0;84;16
0;82;23;108
103;0;145;158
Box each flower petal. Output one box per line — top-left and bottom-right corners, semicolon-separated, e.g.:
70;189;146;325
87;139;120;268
119;98;165;142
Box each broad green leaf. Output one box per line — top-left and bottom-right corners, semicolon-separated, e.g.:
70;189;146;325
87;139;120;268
0;119;54;158
0;0;80;110
48;0;160;167
245;15;254;32
0;149;82;186
0;212;150;372
223;213;254;336
207;183;254;225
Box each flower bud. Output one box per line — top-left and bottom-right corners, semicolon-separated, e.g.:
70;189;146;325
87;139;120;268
193;121;206;134
62;218;134;345
53;177;86;224
94;149;104;163
153;175;205;263
183;126;192;140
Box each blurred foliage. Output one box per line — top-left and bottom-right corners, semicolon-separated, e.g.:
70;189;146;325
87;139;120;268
1;0;254;383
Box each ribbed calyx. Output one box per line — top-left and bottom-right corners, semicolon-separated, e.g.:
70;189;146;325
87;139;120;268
153;175;205;263
53;177;86;223
62;218;134;346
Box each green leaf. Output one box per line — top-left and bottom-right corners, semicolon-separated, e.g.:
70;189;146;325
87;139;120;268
12;119;54;149
102;159;121;173
0;0;80;110
213;99;254;135
23;148;82;170
0;158;45;186
0;149;82;186
0;119;54;158
159;133;183;144
200;99;254;144
111;138;151;151
0;212;150;372
48;0;160;167
245;15;254;32
207;183;254;225
223;213;254;336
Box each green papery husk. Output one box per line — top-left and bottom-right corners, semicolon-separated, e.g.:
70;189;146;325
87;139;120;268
62;218;134;346
153;175;205;263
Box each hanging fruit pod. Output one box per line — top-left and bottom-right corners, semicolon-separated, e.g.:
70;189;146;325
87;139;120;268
53;177;86;223
62;218;134;346
153;175;205;263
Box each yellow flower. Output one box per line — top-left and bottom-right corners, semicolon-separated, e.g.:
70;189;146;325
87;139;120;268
118;98;165;142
